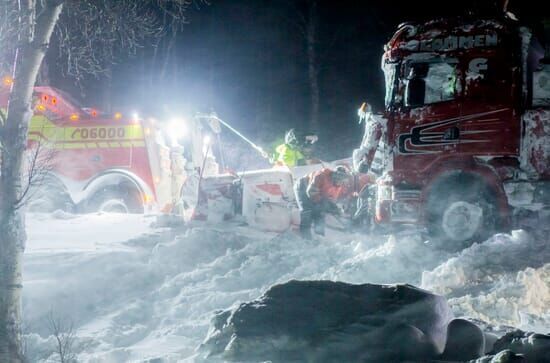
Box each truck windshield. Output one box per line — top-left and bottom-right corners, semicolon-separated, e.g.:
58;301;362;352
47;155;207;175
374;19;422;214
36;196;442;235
404;61;459;108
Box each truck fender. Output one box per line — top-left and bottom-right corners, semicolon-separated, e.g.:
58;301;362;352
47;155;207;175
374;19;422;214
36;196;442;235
77;169;152;207
421;163;510;222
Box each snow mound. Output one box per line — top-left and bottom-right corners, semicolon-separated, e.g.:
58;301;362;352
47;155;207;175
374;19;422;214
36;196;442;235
323;233;450;285
200;280;454;362
23;214;549;362
473;330;550;363
447;264;550;332
422;230;550;331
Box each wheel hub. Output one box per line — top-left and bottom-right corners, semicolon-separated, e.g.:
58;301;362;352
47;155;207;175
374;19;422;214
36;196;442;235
441;201;483;242
98;199;129;213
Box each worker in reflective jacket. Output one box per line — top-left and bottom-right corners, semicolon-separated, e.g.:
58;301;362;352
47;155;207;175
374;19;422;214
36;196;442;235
294;166;352;239
273;128;318;167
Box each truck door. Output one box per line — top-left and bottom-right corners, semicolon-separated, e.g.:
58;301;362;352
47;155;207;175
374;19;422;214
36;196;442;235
393;59;462;178
458;54;520;157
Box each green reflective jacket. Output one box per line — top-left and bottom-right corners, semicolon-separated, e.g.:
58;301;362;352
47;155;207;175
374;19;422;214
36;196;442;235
275;143;305;167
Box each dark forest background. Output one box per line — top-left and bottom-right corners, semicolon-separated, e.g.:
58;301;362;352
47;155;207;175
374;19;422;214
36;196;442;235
41;0;547;169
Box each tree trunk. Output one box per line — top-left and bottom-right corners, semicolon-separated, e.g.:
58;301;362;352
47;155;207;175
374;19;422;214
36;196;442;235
0;2;63;362
306;0;319;133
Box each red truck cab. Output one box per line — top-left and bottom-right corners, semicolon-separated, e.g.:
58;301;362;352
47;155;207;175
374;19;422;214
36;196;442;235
363;16;550;244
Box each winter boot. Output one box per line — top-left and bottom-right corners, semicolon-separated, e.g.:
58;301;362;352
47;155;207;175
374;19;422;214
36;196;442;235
300;210;313;239
313;217;325;236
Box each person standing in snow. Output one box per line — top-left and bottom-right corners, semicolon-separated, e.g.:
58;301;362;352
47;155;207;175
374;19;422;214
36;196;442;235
351;102;384;230
352;102;384;174
294;166;352;239
272;128;318;167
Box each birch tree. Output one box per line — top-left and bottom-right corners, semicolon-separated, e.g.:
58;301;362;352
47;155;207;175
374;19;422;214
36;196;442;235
1;3;63;361
0;1;201;361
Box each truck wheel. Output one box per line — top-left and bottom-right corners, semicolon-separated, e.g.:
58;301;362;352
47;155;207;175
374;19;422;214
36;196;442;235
85;186;143;214
426;177;499;249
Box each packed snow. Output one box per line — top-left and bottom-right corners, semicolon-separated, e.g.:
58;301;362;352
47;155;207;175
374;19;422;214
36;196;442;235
22;212;549;362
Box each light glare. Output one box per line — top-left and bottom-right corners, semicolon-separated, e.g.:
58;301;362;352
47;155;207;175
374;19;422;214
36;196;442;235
167;118;187;146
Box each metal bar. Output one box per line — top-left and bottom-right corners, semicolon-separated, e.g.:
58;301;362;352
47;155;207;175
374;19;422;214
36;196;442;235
196;113;268;159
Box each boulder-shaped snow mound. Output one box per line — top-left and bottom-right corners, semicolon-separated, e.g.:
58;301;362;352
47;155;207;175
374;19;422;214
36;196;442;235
200;280;454;362
471;330;550;363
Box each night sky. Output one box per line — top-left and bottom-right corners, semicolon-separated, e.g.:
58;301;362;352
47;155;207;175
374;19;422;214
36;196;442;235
45;0;546;166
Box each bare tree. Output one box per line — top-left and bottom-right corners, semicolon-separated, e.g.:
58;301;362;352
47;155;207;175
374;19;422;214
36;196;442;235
0;1;203;361
18;141;58;210
0;3;64;362
47;311;77;363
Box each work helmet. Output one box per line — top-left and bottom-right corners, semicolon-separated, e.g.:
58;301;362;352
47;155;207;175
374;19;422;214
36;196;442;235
285;128;297;146
332;165;351;184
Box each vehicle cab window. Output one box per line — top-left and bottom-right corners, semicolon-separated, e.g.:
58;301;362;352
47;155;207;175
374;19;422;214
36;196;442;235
404;61;460;108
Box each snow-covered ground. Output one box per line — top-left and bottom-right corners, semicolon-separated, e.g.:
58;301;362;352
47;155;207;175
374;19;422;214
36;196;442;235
22;212;549;362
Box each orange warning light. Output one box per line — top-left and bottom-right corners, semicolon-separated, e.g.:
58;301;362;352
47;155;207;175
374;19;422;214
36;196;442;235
143;194;154;204
114;112;122;120
36;104;46;112
70;113;79;121
2;75;14;87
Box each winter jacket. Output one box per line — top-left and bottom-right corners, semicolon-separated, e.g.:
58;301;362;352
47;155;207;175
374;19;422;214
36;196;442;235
274;143;305;167
305;168;349;204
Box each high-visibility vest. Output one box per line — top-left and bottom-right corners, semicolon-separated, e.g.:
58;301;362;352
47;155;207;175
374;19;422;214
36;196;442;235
275;143;304;167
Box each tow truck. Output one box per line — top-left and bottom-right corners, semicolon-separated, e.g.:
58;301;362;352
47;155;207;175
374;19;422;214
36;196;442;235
353;14;550;245
1;81;336;230
0;83;213;214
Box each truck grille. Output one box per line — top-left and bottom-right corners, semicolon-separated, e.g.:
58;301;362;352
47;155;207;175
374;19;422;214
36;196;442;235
392;188;421;200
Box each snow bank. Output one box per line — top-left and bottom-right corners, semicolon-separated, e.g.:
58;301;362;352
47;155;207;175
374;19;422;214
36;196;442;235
422;230;550;331
26;212;155;253
323;232;450;285
447;264;550;332
23;214;549;362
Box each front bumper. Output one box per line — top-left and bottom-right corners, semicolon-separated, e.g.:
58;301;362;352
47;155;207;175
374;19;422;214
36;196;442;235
375;187;421;224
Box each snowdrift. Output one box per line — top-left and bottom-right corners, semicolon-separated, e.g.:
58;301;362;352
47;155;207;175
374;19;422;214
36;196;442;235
422;230;550;331
22;213;549;362
200;281;550;363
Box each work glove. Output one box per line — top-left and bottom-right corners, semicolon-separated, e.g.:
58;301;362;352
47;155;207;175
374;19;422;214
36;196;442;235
305;135;318;144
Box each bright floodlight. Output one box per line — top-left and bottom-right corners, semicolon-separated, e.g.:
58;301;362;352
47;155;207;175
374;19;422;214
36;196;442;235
202;135;212;156
168;118;187;146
